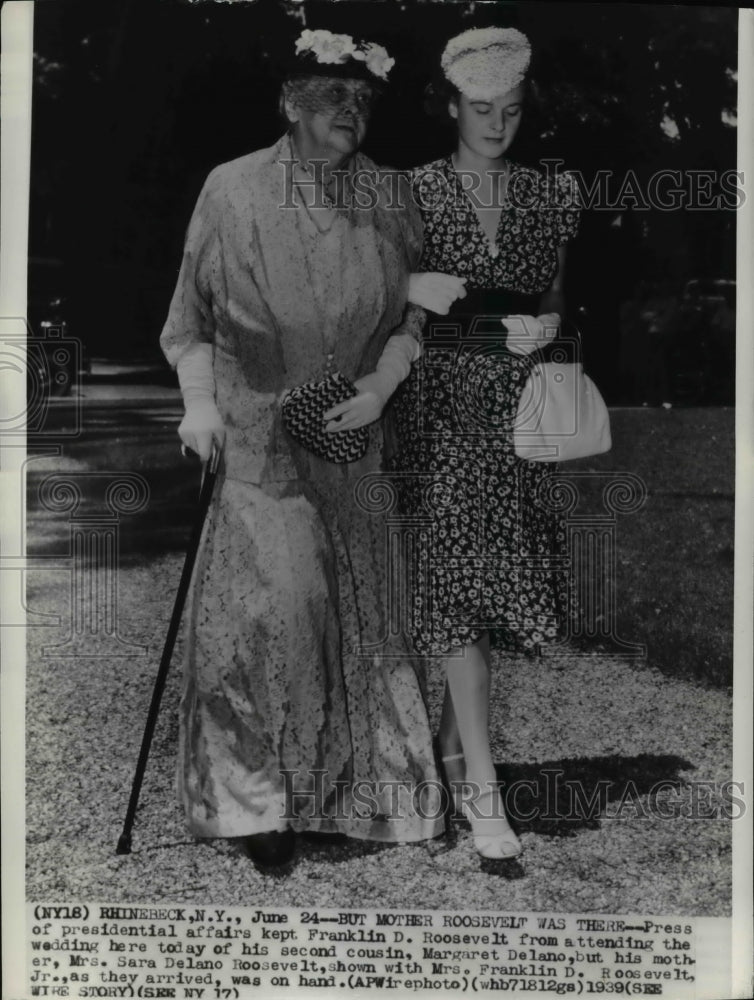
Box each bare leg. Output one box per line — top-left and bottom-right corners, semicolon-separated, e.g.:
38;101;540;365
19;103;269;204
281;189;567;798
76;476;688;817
443;635;521;859
438;680;462;759
437;682;464;812
444;634;496;791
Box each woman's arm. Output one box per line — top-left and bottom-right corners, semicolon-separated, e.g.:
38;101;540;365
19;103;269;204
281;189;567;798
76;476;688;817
537;245;567;318
408;272;466;314
331;268;468;428
175;343;225;461
506;245;568;354
161;169;226;460
160;170;222;366
323;307;425;432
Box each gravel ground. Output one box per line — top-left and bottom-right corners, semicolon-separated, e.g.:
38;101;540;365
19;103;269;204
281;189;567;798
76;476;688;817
25;556;732;915
22;407;734;915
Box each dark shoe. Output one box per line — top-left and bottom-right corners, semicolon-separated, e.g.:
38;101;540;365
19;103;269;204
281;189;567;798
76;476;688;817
241;828;295;868
300;829;349;845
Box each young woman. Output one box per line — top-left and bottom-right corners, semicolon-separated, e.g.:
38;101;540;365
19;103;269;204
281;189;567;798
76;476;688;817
391;27;581;860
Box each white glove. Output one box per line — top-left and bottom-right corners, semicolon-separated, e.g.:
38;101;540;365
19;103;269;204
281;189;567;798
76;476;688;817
176;342;225;461
408;272;466;315
324;333;421;433
503;313;561;356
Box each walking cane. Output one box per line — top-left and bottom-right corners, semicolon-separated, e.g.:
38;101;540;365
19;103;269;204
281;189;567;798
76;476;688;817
116;444;221;855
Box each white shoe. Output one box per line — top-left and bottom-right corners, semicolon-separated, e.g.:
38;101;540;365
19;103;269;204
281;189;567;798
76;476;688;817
463;788;522;860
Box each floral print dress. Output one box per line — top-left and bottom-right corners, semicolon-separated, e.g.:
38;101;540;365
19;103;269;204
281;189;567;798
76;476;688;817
389;157;581;656
160;135;443;842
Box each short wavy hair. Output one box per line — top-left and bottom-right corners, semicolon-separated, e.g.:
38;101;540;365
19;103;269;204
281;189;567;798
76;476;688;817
422;69;539;126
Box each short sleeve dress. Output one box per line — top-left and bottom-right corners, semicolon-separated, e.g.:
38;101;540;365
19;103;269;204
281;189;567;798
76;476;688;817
389;157;581;656
160;135;443;843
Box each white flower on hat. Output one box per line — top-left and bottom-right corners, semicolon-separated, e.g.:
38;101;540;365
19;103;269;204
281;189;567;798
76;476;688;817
296;29;357;65
294;29;394;80
360;42;395;82
441;27;531;101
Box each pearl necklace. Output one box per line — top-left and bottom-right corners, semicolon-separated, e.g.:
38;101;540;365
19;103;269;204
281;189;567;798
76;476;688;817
295;159;343;212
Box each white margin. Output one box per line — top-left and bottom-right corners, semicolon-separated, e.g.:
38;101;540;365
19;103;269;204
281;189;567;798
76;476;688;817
732;10;754;999
0;4;33;1000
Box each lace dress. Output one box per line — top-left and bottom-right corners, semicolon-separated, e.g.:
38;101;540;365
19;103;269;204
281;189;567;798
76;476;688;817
160;135;443;841
389;158;581;656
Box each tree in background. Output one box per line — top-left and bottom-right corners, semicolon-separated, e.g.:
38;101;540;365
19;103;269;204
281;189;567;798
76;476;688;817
29;1;737;402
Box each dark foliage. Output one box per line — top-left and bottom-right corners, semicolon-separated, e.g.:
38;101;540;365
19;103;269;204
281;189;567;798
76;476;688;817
29;1;737;403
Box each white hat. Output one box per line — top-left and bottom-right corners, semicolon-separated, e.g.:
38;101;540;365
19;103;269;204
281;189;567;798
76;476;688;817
441;27;531;101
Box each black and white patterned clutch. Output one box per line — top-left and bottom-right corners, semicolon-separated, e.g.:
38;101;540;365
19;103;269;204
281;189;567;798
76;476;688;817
281;371;369;464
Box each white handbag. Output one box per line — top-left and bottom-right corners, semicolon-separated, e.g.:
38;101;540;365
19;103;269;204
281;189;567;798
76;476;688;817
513;331;611;463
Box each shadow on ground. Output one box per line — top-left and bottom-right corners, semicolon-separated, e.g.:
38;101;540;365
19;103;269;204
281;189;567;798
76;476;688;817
495;753;694;836
25;408;734;693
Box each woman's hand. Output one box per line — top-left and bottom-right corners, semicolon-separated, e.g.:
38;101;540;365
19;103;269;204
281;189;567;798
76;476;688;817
323;373;387;433
408;272;466;315
178;399;226;461
503;312;561;355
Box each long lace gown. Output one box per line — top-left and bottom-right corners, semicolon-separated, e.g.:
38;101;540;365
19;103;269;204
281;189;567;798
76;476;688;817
160;135;443;842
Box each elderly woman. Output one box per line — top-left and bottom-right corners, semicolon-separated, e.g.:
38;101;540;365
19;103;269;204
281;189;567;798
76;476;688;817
160;29;446;867
390;27;581;860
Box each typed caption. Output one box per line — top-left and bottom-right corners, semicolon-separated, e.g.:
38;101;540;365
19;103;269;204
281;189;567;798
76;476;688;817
28;905;702;998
